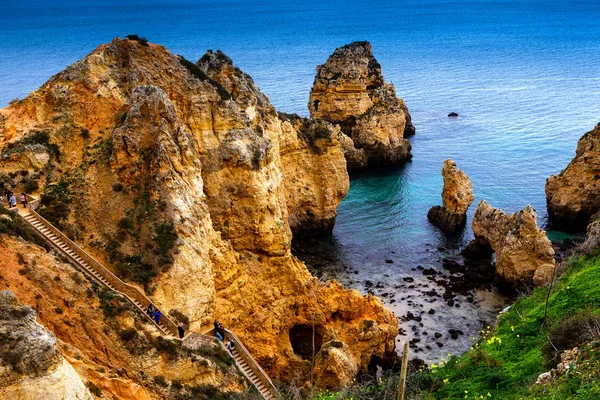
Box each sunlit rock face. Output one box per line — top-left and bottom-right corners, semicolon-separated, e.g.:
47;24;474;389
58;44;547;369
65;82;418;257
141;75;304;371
308;41;415;170
472;201;555;287
428;159;474;233
0;38;397;388
546;122;600;231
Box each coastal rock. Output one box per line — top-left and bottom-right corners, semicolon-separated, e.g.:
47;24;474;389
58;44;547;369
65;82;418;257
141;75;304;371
0;290;92;400
308;41;415;170
546;123;600;231
580;220;600;255
427;159;474;233
0;39;395;388
472;200;555;286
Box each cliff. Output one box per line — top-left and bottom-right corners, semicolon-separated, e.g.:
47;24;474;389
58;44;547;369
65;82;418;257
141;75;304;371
0;232;246;399
0;289;92;400
427;159;474;233
546;122;600;231
0;38;396;389
471;200;555;286
308;41;415;170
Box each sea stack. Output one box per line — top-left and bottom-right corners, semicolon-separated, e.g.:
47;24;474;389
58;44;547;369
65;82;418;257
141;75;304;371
471;200;555;287
546;122;600;231
427;159;474;233
308;41;415;170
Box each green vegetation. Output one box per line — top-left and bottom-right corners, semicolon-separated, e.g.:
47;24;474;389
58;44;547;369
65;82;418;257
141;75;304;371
303;251;600;400
0;206;51;251
38;178;72;229
153;222;177;265
124;34;149;46
413;253;600;400
1;131;60;161
189;340;235;372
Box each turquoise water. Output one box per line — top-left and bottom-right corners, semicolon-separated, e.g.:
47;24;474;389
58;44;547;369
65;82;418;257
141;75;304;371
2;0;600;361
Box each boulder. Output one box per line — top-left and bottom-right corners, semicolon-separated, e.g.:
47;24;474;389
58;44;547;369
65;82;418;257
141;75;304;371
472;200;555;286
546;123;600;231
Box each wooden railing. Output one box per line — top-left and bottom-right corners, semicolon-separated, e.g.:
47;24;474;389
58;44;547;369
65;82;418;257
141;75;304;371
26;201;179;336
22;194;278;398
218;328;278;397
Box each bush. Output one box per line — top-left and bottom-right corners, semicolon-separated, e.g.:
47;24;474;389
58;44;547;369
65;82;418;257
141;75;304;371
190;342;234;372
153;375;169;388
80;128;90;139
86;381;103;397
153;222;177;265
542;311;600;367
22;178;39;193
124;34;149;46
112;182;124;192
153;336;181;361
38;179;71;228
0;205;51;251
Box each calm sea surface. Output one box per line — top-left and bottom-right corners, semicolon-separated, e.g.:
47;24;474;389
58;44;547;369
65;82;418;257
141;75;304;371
2;0;600;362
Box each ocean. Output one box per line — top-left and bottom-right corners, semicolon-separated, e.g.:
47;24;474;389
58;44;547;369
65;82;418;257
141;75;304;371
2;0;600;362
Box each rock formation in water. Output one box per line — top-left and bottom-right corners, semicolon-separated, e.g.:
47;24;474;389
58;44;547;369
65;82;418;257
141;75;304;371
427;159;474;233
0;290;92;400
308;41;415;170
546;123;600;231
471;200;555;286
0;38;396;388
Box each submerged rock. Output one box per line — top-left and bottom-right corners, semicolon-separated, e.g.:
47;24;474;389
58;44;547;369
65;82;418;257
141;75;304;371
472;200;555;286
428;159;474;233
448;112;459;117
308;41;415;170
546;122;600;231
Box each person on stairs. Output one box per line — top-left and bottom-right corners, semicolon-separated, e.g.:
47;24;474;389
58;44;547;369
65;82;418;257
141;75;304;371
215;322;225;341
19;193;27;208
227;339;235;355
178;323;185;339
8;194;17;209
146;303;154;318
153;308;162;325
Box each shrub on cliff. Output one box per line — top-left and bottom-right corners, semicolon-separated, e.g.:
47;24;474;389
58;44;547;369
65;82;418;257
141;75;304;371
177;55;231;100
0;206;51;250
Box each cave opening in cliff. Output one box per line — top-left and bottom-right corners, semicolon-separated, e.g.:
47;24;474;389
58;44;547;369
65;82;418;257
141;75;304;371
289;324;324;361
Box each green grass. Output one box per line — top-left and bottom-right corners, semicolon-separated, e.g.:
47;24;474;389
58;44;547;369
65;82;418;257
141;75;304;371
418;254;600;400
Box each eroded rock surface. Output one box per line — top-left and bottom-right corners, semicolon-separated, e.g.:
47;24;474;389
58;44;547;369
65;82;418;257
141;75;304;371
308;41;415;170
471;200;555;286
428;159;474;233
0;38;395;388
0;290;92;400
546;123;600;231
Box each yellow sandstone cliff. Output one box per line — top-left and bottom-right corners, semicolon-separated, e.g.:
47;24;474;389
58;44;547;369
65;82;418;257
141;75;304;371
308;41;415;170
0;37;397;389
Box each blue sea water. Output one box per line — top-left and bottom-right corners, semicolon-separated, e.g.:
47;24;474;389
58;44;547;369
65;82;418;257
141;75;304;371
2;0;600;361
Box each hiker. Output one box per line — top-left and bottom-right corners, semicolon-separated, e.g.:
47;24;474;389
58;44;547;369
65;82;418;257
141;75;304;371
19;193;27;208
153;309;162;324
213;320;219;331
226;339;235;355
8;194;17;209
178;323;185;339
215;323;225;341
146;303;154;317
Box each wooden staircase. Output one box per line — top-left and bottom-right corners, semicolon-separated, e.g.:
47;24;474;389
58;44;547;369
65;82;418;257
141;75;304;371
16;196;279;399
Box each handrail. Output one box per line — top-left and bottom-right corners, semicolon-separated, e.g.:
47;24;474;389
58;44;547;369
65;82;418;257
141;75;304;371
21;194;278;399
26;203;179;336
223;328;278;397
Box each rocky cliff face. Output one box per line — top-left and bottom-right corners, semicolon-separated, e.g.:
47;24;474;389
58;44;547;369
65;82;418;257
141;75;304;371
0;38;396;388
308;41;415;170
546;123;600;231
471;201;555;286
427;159;474;233
0;290;92;400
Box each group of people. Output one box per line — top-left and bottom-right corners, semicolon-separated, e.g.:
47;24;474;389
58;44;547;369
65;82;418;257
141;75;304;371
214;320;235;355
0;191;27;209
146;303;186;339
